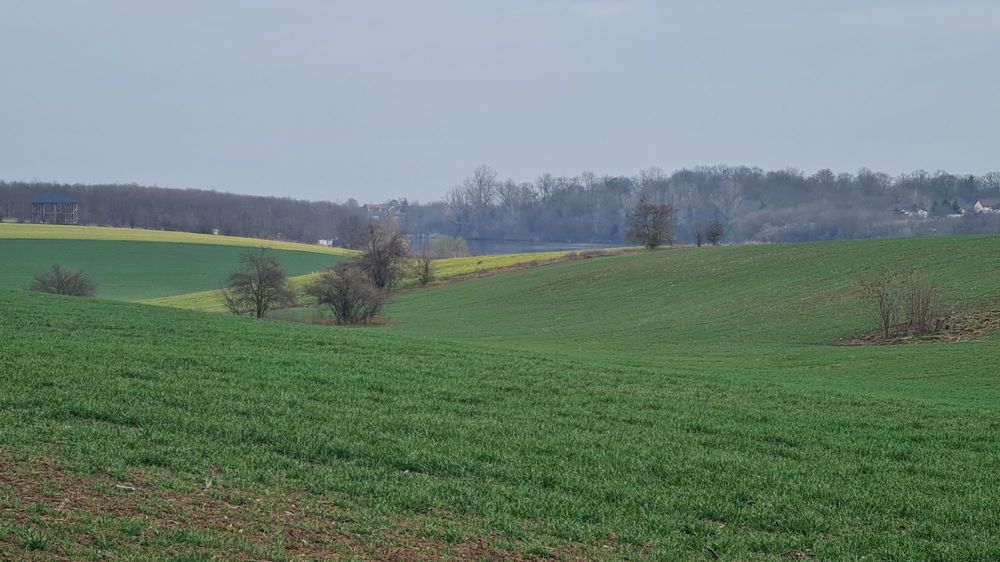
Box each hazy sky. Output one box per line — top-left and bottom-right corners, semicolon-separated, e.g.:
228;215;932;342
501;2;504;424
2;1;998;202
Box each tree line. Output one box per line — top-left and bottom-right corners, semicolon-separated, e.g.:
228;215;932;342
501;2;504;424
400;165;1000;244
0;180;369;245
5;165;1000;247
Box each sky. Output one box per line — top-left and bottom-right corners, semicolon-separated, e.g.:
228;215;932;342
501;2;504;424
1;1;998;202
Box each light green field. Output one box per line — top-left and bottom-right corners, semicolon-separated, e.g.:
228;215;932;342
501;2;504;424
2;235;1000;560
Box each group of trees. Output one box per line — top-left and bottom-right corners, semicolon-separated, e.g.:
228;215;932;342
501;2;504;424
625;203;726;249
223;222;412;324
861;270;944;339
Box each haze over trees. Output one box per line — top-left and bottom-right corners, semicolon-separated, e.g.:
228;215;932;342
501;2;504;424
401;166;1000;245
5;165;1000;246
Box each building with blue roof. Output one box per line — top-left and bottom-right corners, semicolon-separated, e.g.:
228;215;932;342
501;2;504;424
31;193;80;224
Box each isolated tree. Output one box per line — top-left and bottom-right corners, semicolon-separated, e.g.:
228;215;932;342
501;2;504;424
694;226;704;247
306;264;389;324
358;222;409;289
31;264;96;297
626;202;677;249
706;221;726;246
220;249;295;318
861;270;903;339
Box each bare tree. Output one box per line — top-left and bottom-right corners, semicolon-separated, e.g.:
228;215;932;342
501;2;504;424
306;264;389;324
904;275;943;335
220;249;295;318
706;221;725;246
31;264;97;296
861;270;902;339
694;227;705;247
463;165;499;209
626;202;677;249
358;222;409;290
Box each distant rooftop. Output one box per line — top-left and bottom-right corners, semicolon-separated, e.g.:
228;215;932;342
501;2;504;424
32;192;78;204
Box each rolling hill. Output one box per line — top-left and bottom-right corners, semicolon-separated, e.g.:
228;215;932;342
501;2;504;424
2;235;1000;560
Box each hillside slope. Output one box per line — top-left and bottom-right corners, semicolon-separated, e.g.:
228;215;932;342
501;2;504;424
1;290;1000;560
389;235;1000;350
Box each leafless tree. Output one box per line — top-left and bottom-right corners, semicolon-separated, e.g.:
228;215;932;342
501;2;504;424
463;165;499;209
358;222;409;290
904;275;943;335
706;221;725;245
626;202;677;249
220;249;295;318
861;270;903;339
31;264;97;296
694;227;704;247
306;264;389;324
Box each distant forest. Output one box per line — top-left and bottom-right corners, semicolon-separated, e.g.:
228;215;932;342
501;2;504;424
4;165;1000;247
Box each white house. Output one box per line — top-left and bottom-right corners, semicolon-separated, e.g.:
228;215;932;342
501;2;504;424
897;205;928;219
973;198;1000;213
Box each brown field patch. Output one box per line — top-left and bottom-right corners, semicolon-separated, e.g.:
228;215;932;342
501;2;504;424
0;452;607;561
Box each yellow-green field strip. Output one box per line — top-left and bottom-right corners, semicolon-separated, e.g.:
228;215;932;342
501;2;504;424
0;223;355;257
142;250;604;312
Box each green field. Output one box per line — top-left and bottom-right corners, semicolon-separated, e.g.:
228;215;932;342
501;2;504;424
0;239;344;301
3;235;1000;560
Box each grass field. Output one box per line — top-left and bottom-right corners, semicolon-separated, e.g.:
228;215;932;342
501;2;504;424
3;235;1000;560
0;239;345;301
0;224;350;301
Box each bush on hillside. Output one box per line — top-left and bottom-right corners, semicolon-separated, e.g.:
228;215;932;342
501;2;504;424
429;236;469;258
410;251;435;286
904;275;946;335
30;264;97;297
306;264;389;324
861;270;946;339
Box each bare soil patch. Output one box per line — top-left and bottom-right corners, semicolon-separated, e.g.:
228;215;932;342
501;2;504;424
841;309;1000;346
0;452;605;561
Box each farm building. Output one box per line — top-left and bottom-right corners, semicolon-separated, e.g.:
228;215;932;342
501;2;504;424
31;193;80;224
973;198;1000;214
